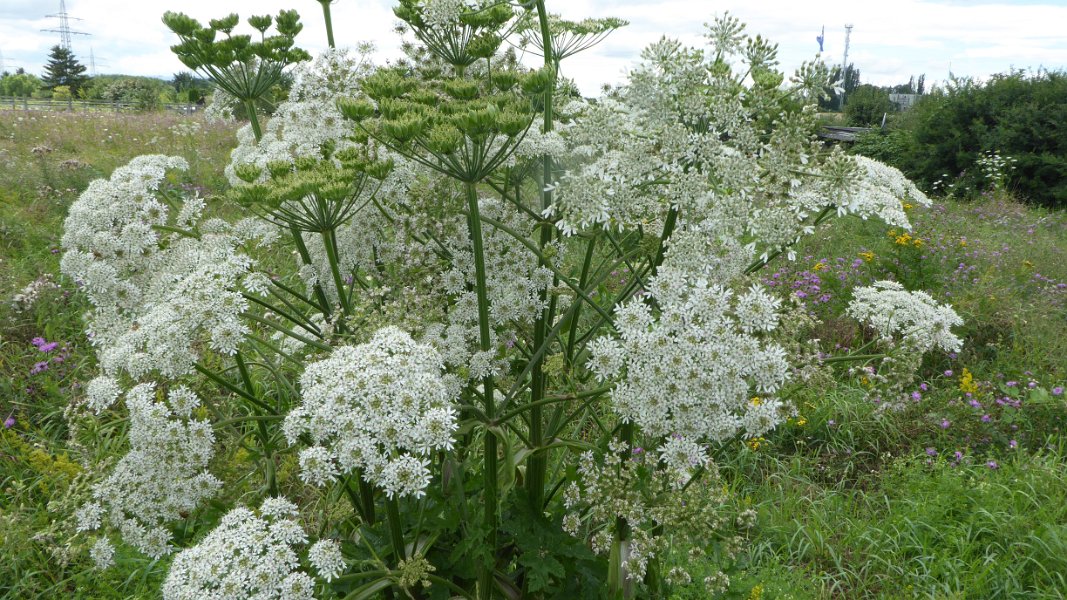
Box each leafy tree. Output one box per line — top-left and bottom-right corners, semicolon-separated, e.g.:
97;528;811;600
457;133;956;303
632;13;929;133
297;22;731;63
0;72;42;97
820;63;859;110
42;45;89;95
845;84;893;126
171;71;195;92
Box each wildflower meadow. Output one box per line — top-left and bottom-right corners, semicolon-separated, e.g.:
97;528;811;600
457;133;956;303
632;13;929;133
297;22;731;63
2;1;1066;599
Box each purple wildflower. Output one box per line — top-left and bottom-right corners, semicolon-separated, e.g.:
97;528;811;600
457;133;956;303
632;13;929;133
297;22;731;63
981;414;991;423
926;447;938;457
3;414;14;429
944;370;954;377
38;341;58;352
1053;386;1064;396
986;460;999;470
940;419;951;429
30;361;49;375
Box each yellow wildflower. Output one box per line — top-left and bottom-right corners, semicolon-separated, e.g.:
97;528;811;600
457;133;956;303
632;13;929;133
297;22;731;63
912;237;924;248
903;202;914;211
1023;260;1034;269
959;368;978;395
894;232;913;246
859;251;875;262
746;437;766;451
813;262;826;272
794;415;808;426
959;238;967;247
748;584;765;600
750;396;761;406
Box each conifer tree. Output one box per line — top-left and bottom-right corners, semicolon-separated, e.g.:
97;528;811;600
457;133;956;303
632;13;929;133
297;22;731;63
42;45;89;95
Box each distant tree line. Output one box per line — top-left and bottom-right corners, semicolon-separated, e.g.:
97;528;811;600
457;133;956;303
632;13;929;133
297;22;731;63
0;45;213;108
851;69;1067;208
819;63;928;127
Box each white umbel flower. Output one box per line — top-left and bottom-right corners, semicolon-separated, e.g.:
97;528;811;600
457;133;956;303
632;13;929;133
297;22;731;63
308;539;345;582
78;383;220;558
848;281;964;353
162;498;311;600
85;375;122;414
90;538;116;570
589;268;790;441
285;327;459;498
61;155;260;381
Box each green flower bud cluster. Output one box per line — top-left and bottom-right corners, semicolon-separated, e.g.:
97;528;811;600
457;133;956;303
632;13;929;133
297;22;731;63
229;149;393;232
340;66;539;182
515;13;628;63
392;0;515;70
163;9;311;125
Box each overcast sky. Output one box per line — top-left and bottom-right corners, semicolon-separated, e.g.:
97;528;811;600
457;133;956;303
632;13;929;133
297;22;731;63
2;0;1067;95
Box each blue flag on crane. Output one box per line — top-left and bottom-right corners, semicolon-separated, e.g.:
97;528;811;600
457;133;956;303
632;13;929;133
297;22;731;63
817;25;825;52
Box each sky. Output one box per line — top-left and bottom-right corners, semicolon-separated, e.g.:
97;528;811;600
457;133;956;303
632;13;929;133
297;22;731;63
2;0;1067;96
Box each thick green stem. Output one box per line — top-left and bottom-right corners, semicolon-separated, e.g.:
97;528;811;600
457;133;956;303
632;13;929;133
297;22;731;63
289;226;333;315
319;0;336;48
236;352;278;496
526;1;557;516
321;227;352;316
244;98;263;142
386;496;406;562
466;182;498;600
609;422;635;599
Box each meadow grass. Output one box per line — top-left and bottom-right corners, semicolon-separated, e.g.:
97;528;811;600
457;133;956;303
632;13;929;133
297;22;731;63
1;109;1066;599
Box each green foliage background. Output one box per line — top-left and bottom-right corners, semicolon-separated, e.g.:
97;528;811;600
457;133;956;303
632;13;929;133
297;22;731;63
852;70;1067;209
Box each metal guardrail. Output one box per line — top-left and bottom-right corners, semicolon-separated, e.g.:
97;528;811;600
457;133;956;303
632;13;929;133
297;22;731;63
0;96;200;114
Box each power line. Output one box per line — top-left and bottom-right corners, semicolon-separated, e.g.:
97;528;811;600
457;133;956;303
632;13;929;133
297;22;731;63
89;47;109;76
41;0;91;51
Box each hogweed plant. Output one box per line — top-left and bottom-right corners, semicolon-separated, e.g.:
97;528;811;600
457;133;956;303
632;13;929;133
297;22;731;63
58;1;962;598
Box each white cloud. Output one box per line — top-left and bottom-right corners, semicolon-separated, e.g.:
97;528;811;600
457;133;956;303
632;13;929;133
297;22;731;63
2;0;1064;94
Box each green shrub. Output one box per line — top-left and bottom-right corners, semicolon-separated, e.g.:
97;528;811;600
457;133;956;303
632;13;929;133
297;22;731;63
844;84;894;127
863;71;1067;208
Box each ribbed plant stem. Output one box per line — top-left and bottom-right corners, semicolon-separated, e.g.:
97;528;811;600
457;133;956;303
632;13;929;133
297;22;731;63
526;0;557;516
609;422;635;599
244;98;263;142
319;0;336;48
466;182;498;600
386;496;406;562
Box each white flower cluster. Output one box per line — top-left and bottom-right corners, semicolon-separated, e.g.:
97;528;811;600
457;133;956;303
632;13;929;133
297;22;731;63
307;539;345;582
561;441;726;582
162;497;314;600
76;383;220;558
225;47;373;186
588;268;789;441
548;31;926;266
425;197;553;380
61;156;267;380
839;156;932;229
847;280;964;353
283;327;459;498
422;0;467;28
